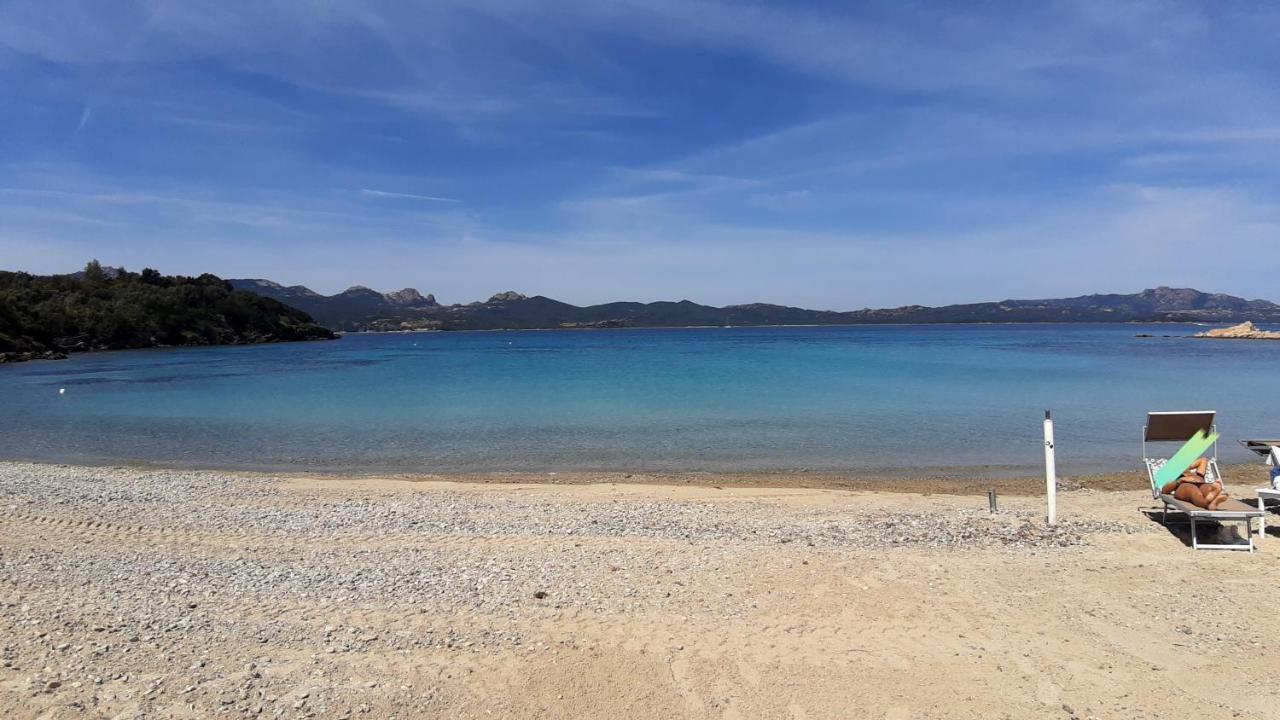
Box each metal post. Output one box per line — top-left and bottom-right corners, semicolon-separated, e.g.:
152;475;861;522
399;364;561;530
1044;410;1057;526
987;489;998;513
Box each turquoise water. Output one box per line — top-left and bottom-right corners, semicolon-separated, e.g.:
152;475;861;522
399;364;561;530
1;325;1277;475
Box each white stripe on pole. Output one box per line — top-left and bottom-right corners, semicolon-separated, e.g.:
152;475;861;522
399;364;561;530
1044;410;1057;525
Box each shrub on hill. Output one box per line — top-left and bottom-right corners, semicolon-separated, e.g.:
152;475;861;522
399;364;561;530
0;261;336;360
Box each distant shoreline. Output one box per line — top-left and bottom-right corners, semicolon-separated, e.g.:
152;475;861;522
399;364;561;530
341;319;1223;334
232;281;1280;333
1;320;1249;363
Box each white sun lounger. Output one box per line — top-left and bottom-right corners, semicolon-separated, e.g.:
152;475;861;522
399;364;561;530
1142;411;1263;552
1255;446;1280;536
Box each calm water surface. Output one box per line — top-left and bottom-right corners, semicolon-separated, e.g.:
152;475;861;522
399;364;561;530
2;325;1277;475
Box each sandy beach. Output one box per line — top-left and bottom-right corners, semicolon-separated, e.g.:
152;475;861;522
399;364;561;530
2;461;1278;719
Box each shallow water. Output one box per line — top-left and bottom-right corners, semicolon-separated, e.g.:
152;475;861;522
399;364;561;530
2;325;1277;475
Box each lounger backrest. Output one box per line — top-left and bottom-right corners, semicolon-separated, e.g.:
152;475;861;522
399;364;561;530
1143;458;1165;499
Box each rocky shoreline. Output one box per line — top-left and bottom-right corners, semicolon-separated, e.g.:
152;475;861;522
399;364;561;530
0;350;68;363
0;335;337;364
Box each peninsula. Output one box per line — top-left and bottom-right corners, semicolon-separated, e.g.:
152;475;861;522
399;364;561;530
0;263;336;363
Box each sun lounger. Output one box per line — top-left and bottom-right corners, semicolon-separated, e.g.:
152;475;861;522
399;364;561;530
1142;411;1263;552
1238;439;1280;459
1254;446;1280;536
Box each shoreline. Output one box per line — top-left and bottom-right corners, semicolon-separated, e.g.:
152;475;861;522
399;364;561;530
344;320;1225;334
4;457;1270;495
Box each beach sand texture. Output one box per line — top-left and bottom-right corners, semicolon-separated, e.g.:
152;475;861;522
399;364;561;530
1;462;1277;719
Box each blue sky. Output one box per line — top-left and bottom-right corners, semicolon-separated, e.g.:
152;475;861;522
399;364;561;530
2;1;1278;308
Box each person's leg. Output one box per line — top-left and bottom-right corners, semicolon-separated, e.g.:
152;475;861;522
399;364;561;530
1174;482;1211;509
1202;483;1222;503
1209;489;1230;510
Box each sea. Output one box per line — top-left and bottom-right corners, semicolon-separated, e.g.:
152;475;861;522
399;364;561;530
2;324;1277;476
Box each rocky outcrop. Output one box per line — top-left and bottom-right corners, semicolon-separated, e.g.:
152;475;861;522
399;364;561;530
487;291;527;303
385;288;436;306
1195;321;1280;340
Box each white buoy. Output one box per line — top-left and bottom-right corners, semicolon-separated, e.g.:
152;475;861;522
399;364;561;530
59;388;66;395
1044;410;1057;525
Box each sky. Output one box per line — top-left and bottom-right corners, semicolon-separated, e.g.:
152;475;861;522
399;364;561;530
2;0;1278;309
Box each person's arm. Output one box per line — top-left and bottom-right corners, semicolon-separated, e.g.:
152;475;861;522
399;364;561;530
1177;458;1211;482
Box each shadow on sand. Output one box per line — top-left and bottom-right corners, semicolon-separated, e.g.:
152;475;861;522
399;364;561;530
1139;503;1273;550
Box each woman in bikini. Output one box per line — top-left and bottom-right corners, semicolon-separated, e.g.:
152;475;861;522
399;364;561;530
1160;457;1230;510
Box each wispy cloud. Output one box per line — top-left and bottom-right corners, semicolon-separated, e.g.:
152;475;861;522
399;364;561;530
73;105;92;134
360;188;461;204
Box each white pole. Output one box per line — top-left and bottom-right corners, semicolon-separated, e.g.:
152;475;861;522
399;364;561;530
1044;410;1057;525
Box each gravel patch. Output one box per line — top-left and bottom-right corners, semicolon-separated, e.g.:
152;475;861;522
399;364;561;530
0;462;1159;718
0;462;1146;550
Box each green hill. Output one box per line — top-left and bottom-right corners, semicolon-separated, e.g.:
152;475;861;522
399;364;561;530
1;262;336;362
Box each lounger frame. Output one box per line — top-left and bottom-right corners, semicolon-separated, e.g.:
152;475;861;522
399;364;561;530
1256;489;1279;537
1254;447;1280;536
1142;413;1262;552
1154;491;1261;551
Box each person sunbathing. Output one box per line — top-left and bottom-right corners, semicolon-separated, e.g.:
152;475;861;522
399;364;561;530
1160;458;1230;510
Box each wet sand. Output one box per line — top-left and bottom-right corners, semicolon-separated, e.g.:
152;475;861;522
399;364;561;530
256;462;1274;495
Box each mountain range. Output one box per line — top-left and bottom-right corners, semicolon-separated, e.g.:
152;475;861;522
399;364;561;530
227;281;1280;332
